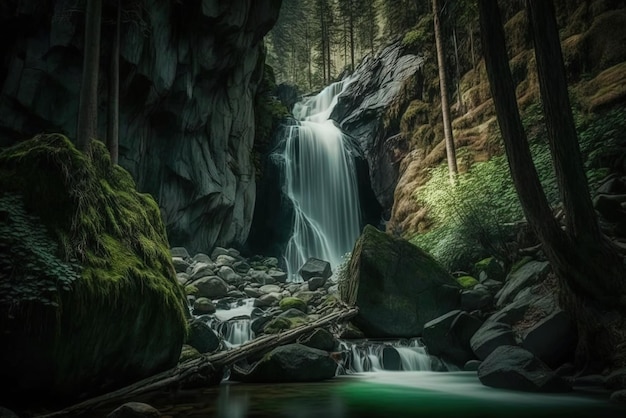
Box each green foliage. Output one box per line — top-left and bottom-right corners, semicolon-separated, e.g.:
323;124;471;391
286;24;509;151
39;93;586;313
401;17;432;53
0;194;81;311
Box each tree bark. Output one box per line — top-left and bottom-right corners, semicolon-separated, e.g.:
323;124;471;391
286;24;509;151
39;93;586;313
76;0;102;154
478;0;626;371
106;0;120;165
432;0;458;183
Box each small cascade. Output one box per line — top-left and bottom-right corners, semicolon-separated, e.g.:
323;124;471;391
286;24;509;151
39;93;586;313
203;298;257;348
281;78;362;282
220;319;254;348
338;339;433;373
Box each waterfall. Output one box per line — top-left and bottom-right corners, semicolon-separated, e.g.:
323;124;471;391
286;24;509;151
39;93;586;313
338;339;434;373
282;78;362;281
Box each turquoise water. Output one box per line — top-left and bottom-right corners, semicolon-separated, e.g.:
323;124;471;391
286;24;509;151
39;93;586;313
117;371;624;418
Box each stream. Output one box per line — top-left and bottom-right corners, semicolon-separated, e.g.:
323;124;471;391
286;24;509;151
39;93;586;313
99;372;622;418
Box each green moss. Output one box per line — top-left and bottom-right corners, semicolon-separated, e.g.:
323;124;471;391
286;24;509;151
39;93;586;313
456;276;479;289
263;317;292;334
279;297;307;313
0;134;188;397
185;285;199;296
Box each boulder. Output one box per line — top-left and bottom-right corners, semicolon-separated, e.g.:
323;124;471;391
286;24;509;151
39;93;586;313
298;328;338;352
186;320;221;354
254;292;282;307
107;402;161;418
299;258;332;281
610;389;626;404
279;297;307;313
249;269;275;285
217;266;243;284
464;360;482;371
172;257;190;273
230;344;337;383
461;286;493;312
192;253;213;264
340;225;461;337
308;276;326;291
192;276;229;299
260;284;282;294
478;345;571;392
422;310;482;366
188;262;216;281
0;136;187;404
170;247;190;259
268;269;288;283
495;260;551;307
521;310;577;368
470;321;517;360
192;297;216;315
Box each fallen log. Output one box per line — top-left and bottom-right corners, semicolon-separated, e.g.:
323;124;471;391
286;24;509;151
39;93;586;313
39;306;358;418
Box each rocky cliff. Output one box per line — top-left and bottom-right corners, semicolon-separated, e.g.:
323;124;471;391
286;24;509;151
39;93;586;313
0;0;281;254
331;42;425;218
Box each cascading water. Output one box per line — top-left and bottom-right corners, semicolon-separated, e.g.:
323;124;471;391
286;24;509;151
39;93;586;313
282;78;362;281
338;339;434;373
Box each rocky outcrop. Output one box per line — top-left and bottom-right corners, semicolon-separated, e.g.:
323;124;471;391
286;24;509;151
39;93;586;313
0;0;281;254
0;135;187;405
340;225;461;337
331;41;425;215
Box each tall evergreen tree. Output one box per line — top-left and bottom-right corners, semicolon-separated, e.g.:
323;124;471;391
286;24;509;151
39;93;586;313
432;0;458;182
77;0;103;153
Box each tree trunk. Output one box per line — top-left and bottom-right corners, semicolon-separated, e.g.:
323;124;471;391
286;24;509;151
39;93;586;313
106;0;120;165
432;0;458;183
76;0;102;154
478;0;626;372
452;26;464;113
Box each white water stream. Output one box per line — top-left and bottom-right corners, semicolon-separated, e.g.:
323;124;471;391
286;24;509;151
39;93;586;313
282;78;362;281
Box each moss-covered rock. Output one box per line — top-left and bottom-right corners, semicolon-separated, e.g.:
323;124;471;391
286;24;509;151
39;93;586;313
0;134;188;404
279;297;307;313
340;225;461;338
457;276;479;289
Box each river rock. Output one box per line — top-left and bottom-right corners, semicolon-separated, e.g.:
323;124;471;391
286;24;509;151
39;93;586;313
172;257;190;273
249;269;275;285
298;328;338;352
422;310;482;366
170;247;190;259
254;292;282;307
478;345;571;392
279;297;307;312
308;276;326;291
230;344;337;383
340;225;461;337
192;253;213;264
192;276;229;299
244;286;264;298
260;284;282;294
193;297;216;315
461;285;493;312
299;258;332;281
233;261;252;274
187;320;221;354
471;321;518;360
189;262;216;281
217;266;243;284
215;254;237;267
521;310;576;368
268;269;288;283
107;402;161;418
495;260;551;307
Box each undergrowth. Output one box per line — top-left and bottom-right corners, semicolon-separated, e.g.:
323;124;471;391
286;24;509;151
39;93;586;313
411;104;626;272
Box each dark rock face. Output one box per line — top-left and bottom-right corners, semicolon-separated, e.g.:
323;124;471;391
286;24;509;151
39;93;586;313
478;345;571;393
0;0;281;254
331;42;424;213
299;258;332;281
470;321;518;360
340;225;461;337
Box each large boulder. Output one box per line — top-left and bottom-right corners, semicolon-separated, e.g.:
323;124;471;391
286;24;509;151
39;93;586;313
470;321;517;360
0;1;281;255
478;345;571;392
299;258;332;281
0;136;187;405
230;344;338;383
521;310;577;368
340;225;461;337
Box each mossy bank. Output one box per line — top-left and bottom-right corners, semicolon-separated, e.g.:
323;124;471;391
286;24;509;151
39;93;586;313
0;134;188;407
